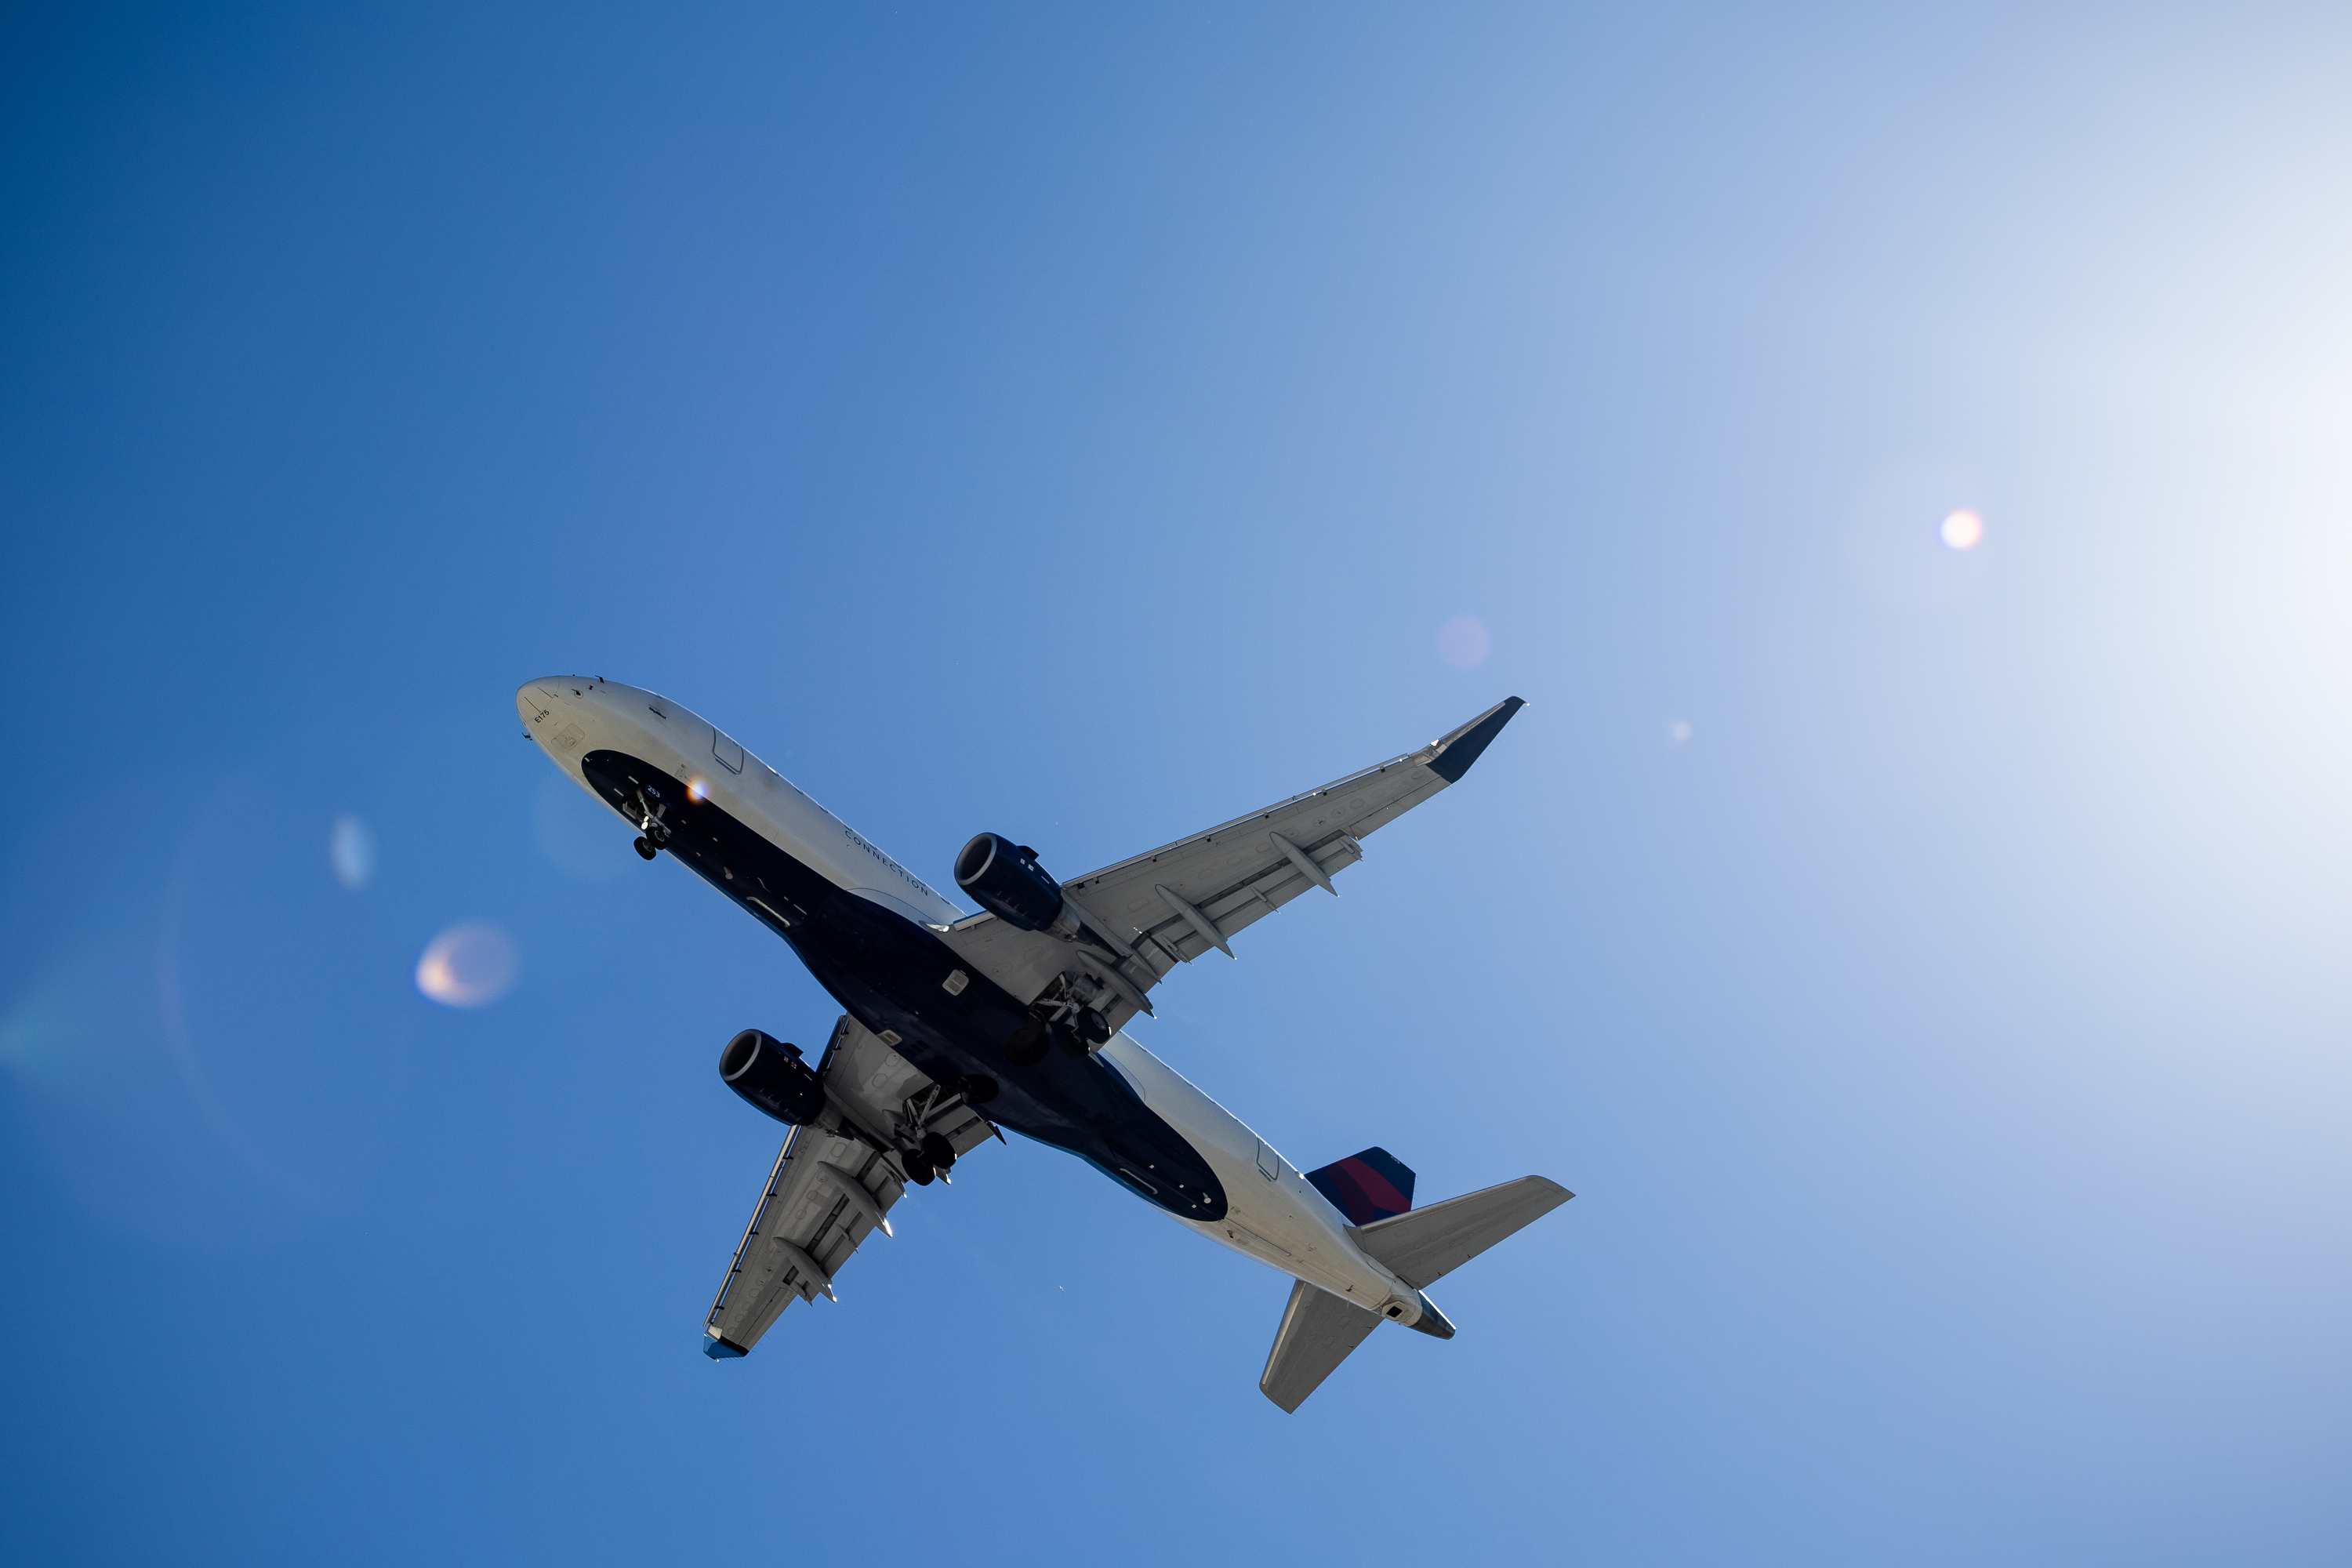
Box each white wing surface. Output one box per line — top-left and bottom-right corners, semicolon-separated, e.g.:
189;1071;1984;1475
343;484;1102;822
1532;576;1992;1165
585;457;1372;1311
937;697;1524;1026
703;1014;999;1357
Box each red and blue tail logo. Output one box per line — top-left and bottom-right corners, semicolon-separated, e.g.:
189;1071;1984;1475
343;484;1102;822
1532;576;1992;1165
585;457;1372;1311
1305;1146;1416;1225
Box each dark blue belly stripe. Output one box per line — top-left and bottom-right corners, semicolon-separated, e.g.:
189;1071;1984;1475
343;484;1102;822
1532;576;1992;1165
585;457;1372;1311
579;750;1227;1221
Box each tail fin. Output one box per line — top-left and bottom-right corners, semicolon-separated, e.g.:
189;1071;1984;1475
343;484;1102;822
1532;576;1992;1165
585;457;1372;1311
1258;1171;1572;1413
1305;1146;1416;1225
1259;1279;1383;1414
1349;1175;1573;1289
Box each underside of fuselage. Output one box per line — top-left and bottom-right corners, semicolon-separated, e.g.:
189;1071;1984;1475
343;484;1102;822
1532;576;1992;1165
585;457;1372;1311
579;749;1228;1221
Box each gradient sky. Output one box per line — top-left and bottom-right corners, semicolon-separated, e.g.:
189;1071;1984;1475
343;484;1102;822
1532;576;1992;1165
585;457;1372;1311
6;4;2352;1563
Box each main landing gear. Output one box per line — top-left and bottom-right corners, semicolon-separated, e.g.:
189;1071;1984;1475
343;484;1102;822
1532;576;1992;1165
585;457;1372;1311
891;1076;995;1186
902;1131;958;1187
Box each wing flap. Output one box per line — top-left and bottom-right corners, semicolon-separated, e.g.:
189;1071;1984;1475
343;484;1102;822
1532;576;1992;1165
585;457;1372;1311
1067;699;1520;968
706;1125;907;1354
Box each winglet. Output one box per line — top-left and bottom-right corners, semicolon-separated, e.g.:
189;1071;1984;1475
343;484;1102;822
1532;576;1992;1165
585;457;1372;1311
702;1333;749;1359
1427;696;1526;784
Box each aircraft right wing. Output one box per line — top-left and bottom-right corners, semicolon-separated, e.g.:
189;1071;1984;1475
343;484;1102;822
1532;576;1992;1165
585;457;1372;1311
935;697;1524;1028
702;1014;999;1358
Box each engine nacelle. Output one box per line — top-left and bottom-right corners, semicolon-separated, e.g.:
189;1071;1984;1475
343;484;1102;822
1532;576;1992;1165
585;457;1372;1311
955;833;1065;931
719;1029;824;1125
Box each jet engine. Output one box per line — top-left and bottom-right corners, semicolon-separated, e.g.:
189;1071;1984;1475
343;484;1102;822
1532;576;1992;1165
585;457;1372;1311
954;833;1065;931
719;1029;825;1125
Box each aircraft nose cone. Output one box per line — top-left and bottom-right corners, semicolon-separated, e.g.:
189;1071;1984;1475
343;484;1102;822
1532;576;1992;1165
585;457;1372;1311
517;679;557;726
517;677;586;742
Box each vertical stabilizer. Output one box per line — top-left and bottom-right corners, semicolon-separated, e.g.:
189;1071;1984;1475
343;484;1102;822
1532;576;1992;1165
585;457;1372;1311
1305;1146;1416;1225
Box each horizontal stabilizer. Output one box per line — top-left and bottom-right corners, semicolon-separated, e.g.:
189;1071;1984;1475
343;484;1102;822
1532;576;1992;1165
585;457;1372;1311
1350;1175;1573;1290
1260;1279;1385;1414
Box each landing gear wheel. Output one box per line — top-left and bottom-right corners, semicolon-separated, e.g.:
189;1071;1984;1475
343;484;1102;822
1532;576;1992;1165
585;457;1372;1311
921;1131;956;1173
1076;1007;1110;1048
1004;1023;1047;1066
901;1149;935;1186
633;837;658;860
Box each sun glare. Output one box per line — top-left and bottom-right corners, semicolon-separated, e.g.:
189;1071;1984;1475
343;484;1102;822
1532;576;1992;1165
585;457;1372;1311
1940;509;1985;550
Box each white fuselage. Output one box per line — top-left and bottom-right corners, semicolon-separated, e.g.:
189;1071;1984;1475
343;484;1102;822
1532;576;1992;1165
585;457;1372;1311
516;677;1427;1323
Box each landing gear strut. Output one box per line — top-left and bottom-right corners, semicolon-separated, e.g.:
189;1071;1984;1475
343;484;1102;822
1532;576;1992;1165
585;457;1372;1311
626;788;673;862
889;1079;979;1188
901;1136;954;1187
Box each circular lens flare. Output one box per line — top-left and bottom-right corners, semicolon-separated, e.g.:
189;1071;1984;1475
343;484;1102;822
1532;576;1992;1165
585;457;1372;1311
1940;509;1985;550
1435;615;1492;671
414;922;517;1008
329;813;375;889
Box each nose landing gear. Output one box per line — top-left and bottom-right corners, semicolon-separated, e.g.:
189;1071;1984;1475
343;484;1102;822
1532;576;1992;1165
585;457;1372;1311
626;788;673;862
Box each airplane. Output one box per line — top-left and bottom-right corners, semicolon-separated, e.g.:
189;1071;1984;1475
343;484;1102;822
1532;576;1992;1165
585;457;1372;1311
516;677;1571;1411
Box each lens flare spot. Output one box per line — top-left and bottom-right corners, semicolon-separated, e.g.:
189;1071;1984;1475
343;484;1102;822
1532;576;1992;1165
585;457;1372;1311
1435;615;1492;671
686;778;709;803
1940;509;1985;550
329;813;376;890
1671;720;1693;742
414;922;517;1008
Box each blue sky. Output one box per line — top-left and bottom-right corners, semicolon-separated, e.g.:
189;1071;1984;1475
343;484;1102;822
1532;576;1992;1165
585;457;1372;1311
5;3;2352;1563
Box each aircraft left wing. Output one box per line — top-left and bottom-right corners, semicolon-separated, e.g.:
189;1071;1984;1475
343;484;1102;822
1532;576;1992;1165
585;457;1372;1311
936;697;1523;1028
702;1014;999;1358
